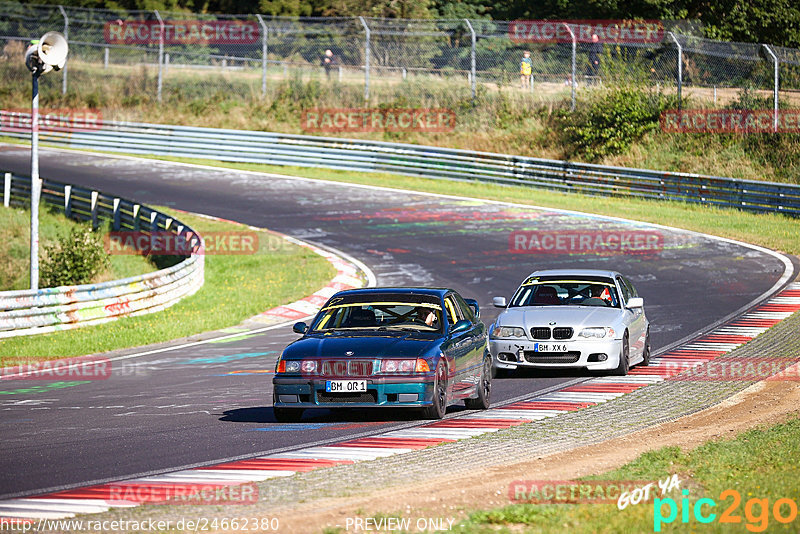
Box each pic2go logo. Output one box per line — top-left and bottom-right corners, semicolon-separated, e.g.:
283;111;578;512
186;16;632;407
654;489;799;532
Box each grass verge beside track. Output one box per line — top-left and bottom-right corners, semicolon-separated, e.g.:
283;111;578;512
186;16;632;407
130;155;800;257
455;415;800;533
0;209;335;363
0;205;155;291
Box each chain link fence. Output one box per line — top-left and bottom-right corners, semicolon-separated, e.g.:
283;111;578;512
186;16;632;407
1;2;799;123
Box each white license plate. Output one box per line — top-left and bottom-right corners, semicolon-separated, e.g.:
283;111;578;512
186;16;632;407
534;343;567;353
326;380;367;393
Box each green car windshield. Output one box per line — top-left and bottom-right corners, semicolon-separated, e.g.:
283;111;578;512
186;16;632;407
311;299;444;333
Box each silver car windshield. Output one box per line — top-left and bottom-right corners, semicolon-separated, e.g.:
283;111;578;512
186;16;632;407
509;279;621;308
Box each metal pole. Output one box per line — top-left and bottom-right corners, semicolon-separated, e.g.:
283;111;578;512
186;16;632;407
58;5;68;95
762;44;779;132
4;172;10;208
561;22;576;111
256;14;268;96
104;46;109;69
30;71;41;290
359;16;370;101
464;19;476;101
154;10;164;103
667;32;682;111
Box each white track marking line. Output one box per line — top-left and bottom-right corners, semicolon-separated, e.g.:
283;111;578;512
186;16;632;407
0;508;75;519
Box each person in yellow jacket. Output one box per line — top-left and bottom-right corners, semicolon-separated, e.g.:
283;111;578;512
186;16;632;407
520;51;532;89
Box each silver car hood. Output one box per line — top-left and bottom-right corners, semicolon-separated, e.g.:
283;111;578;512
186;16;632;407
497;306;623;332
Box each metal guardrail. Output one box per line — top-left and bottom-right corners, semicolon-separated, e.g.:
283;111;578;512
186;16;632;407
0;172;204;338
1;112;799;216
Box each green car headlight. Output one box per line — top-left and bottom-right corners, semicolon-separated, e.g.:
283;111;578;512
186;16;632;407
284;360;302;373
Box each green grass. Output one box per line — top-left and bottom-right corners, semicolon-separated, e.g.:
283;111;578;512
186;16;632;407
0;205;155;291
456;415;800;533
112;155;800;257
0;208;336;363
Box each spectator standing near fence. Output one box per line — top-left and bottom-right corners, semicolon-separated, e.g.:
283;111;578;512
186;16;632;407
588;34;602;83
520;51;532;89
322;49;338;80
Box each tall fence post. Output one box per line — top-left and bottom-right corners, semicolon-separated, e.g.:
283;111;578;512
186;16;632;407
103;46;109;69
761;44;779;133
561;22;576;111
667;32;682;111
58;5;68;95
256;14;268;97
359;16;370;101
30;72;41;291
154;10;164;103
464;19;476;101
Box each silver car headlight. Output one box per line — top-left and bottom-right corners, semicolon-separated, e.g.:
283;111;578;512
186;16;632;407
578;327;615;339
491;326;526;339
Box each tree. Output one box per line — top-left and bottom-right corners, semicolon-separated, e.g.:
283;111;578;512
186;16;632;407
318;0;433;18
259;0;312;16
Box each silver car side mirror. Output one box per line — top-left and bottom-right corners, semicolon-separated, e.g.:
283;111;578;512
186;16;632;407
626;297;644;309
493;296;507;308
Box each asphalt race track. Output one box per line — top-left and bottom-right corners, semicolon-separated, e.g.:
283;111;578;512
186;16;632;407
0;145;792;498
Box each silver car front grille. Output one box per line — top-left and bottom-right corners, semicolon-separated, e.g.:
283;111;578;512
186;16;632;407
529;327;574;340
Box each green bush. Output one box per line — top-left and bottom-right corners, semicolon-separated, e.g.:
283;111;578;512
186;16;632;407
557;86;679;161
41;226;110;288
